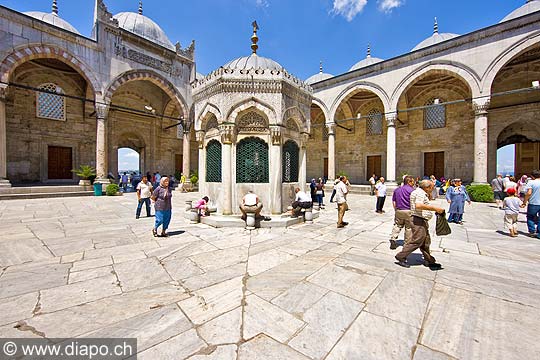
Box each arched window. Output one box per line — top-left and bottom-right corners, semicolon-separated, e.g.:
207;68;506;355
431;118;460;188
366;109;383;135
424;98;446;129
282;140;299;182
236;137;269;183
37;83;65;120
206;140;222;182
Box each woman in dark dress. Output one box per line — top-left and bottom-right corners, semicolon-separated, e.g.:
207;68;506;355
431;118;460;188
151;177;173;237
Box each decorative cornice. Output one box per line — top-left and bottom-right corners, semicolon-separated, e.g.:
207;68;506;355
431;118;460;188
473;99;490;115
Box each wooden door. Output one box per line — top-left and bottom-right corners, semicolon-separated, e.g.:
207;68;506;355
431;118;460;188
323;158;328;180
175;154;183;173
424;152;445;179
367;155;382;180
48;146;72;179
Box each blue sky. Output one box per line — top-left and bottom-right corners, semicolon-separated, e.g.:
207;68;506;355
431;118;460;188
2;0;524;173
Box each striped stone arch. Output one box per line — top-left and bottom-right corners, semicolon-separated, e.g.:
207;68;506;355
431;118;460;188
0;44;101;95
104;70;187;117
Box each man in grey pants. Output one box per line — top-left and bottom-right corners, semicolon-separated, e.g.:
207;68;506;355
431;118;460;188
389;176;415;249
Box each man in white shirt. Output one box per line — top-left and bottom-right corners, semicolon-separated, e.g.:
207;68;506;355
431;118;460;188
240;190;269;221
136;175;153;219
375;177;387;214
369;174;376;196
395;179;444;270
335;176;349;228
291;187;313;217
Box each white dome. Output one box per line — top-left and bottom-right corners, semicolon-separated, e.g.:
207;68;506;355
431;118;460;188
305;71;333;85
113;12;174;50
412;19;459;51
24;11;80;34
350;56;383;71
223;54;283;71
500;0;540;23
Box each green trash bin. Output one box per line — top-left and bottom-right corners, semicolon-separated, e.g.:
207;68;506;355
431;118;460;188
93;183;103;196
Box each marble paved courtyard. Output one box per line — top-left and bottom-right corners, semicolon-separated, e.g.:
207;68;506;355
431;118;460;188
1;192;539;360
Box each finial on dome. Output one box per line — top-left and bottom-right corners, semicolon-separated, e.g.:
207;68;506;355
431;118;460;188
52;0;58;15
138;1;143;15
251;21;259;54
433;17;439;34
367;44;371;58
319;61;323;73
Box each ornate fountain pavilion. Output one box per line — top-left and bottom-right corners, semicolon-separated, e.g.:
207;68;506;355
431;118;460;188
0;0;539;210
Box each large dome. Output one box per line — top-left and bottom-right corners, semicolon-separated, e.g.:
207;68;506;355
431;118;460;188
222;54;283;71
113;12;174;50
24;11;80;35
350;46;383;71
500;0;540;23
411;19;459;52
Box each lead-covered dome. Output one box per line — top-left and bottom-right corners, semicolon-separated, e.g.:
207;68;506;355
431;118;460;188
350;45;383;71
500;0;540;23
305;62;333;85
412;18;459;51
24;11;80;34
113;11;174;50
223;54;283;71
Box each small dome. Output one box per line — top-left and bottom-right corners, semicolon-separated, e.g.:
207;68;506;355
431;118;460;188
350;46;383;71
24;11;80;34
411;18;459;51
305;72;333;85
500;0;540;23
113;12;174;50
222;54;283;71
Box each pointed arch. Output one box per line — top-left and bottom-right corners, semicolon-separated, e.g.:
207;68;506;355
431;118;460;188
330;81;390;122
196;102;221;130
227;97;276;124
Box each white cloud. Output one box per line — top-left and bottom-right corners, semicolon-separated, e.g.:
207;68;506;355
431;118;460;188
124;152;140;159
255;0;269;8
377;0;404;13
332;0;368;22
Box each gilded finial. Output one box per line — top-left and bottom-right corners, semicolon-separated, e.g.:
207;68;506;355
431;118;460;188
251;21;259;54
433;17;439;34
367;44;371;58
138;1;143;15
319;61;323;73
52;0;58;15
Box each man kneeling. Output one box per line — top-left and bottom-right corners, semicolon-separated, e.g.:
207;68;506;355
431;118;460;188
291;187;313;217
240;191;270;221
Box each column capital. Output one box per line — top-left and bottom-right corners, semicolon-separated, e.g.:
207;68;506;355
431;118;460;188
326;123;336;135
196;130;205;149
270;125;281;145
472;98;490;115
300;132;310;149
0;83;8;102
95;102;109;119
219;123;235;144
385;112;398;127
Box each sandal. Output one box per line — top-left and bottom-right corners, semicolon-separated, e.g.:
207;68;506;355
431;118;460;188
152;228;158;237
161;232;169;237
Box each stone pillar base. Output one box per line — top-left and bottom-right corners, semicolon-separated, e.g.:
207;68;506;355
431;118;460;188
0;179;11;187
245;213;256;230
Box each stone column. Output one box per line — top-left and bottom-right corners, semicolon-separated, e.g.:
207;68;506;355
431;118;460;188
195;130;205;194
95;103;110;185
0;84;11;187
270;126;282;214
182;127;191;184
473;98;490;184
299;132;309;192
385;112;397;183
327;123;336;181
220;124;234;215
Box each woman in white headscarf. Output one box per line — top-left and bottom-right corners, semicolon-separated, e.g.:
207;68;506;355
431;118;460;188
151;177;173;237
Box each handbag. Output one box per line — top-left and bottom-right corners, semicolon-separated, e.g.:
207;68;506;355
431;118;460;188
435;211;452;236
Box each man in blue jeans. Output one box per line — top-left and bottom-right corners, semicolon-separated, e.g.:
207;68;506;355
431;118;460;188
524;170;540;238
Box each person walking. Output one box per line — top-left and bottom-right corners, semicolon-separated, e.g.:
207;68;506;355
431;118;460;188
504;176;518;195
395;180;444;270
315;178;325;209
369;174;376;196
120;172;128;192
375;177;387;213
154;171;162;188
136;175;153;219
389;176;415;249
502;188;522;237
446;179;471;224
491;174;505;209
517;175;528;200
330;178;340;203
151;177;173;237
335;176;349;228
523;170;540;238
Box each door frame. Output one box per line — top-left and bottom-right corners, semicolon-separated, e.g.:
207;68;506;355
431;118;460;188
41;141;77;183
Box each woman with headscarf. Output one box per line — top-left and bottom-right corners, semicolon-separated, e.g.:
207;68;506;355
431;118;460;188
315;178;325;209
446;178;471;224
517;175;528;200
310;178;317;203
151;177;173;237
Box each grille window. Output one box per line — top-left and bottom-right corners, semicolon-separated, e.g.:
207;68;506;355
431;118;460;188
282;140;299;182
206;140;222;182
366;109;383;135
424;98;446;129
236;137;269;183
37;83;65;120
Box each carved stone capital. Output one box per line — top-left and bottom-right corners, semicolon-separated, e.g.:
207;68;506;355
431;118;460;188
0;84;7;102
270;126;282;145
95;103;109;120
326;123;336;135
300;132;310;149
473;99;490;116
196;130;205;149
219;124;235;144
386;112;398;127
